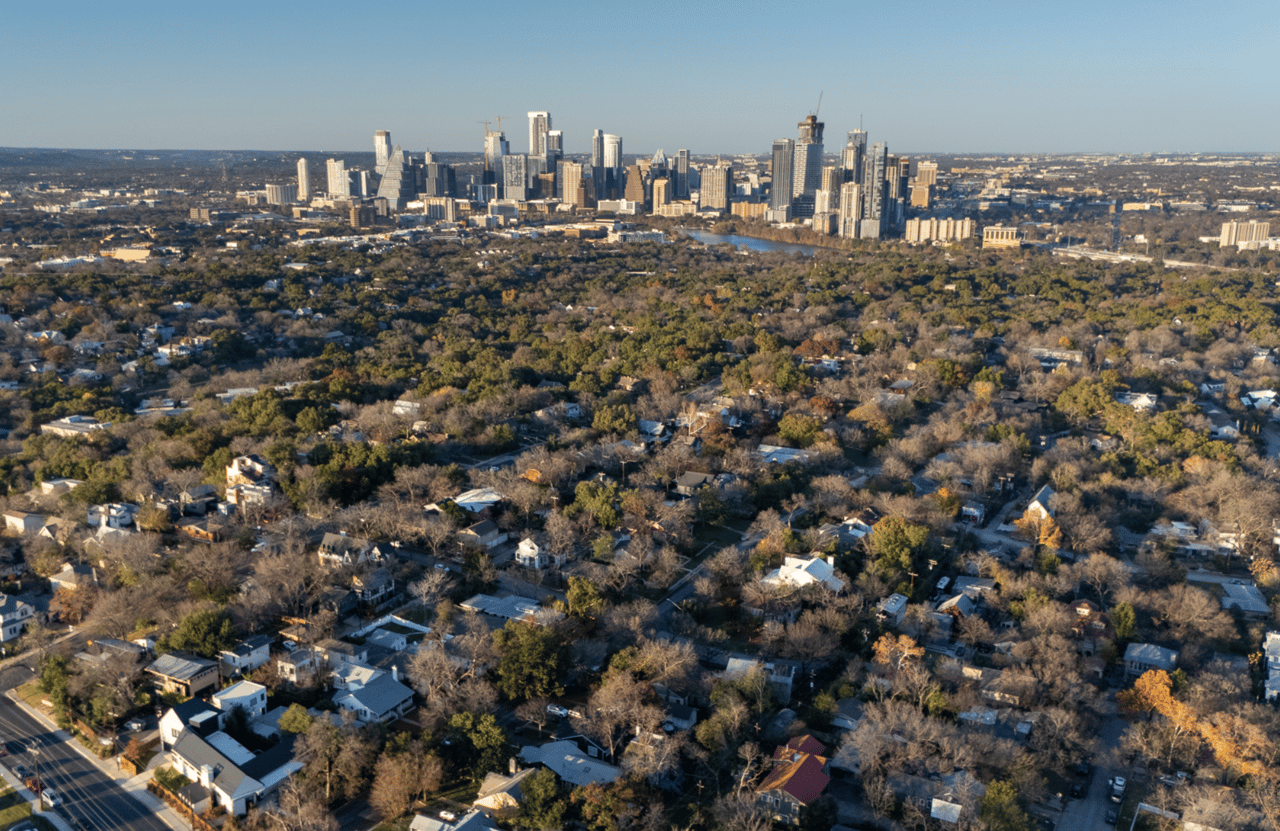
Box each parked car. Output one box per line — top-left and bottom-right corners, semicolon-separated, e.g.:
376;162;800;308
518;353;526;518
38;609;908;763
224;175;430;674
13;764;33;780
545;704;569;718
41;786;63;807
1070;780;1086;798
1109;776;1127;803
1105;808;1119;826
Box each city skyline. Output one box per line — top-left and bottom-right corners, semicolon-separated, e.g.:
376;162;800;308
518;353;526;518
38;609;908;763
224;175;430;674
2;0;1278;154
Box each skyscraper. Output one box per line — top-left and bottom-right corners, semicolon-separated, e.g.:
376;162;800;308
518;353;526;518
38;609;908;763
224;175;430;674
374;131;392;175
296;158;310;201
838;181;862;238
675;149;690;200
484;129;508;195
603;134;623;199
375;146;416;211
562;161;585;209
860;142;888;238
265;183;297;205
841;130;867;184
528;111;551;157
770;139;794;211
652;177;670;210
790;115;824;218
502;154;528;202
326;158;350;198
699;162;731;213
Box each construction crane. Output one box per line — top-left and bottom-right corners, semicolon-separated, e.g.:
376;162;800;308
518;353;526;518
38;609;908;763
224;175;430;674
477;119;491;135
493;115;507;133
813;90;823;118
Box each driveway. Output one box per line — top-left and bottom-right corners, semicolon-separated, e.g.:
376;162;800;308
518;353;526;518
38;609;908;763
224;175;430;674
1054;704;1129;830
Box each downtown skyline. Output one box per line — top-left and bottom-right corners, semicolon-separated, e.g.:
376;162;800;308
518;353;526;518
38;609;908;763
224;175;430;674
3;0;1279;155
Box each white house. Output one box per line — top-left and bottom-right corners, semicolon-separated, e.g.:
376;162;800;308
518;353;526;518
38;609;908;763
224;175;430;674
213;680;269;720
0;594;35;642
515;538;549;570
219;634;274;676
1024;484;1055;521
168;729;302;816
333;671;415;724
3;510;44;536
518;740;622;788
761;555;845;593
87;503;139;530
877;593;908;626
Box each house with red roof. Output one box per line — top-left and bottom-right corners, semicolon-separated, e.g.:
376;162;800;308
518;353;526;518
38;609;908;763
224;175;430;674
756;734;831;825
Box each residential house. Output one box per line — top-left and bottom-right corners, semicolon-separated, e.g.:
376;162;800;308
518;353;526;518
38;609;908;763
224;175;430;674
0;593;35;642
213;680;268;719
473;764;539;817
177;516;232;543
458;520;508;550
318;532;383;568
353;568;396;604
410;811;500;831
515;537;550;570
160;698;224;750
146;652;220;698
274;647;320;685
518;739;622;787
832;698;865;731
724;657;795;704
1263;632;1280;702
448;488;504;514
219;634;274;677
87;502;139;530
1221;581;1269;615
226;455;277;487
49;562;98;594
673;471;716;497
333;670;415;724
41;414;109;437
1067;600;1112;656
38;517;78;545
758;445;814;465
1024;484;1055;521
1124;643;1178;679
39;478;83;496
877;593;908;626
3;510;44;536
756;735;830;825
180;485;220;516
1115;392;1158;411
761;555;846;593
168;729;302;816
460;594;558;625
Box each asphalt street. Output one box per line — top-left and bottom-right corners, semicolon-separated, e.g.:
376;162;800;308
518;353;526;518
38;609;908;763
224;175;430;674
0;695;171;831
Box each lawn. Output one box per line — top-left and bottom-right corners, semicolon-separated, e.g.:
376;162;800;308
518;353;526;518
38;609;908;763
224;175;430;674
0;785;32;829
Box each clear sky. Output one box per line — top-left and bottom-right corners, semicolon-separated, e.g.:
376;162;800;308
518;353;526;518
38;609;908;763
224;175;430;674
2;0;1276;155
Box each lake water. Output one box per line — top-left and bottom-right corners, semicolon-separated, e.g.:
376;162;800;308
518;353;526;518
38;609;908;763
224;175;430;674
678;228;830;256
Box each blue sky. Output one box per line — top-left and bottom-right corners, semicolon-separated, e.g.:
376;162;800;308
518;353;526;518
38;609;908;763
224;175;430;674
2;0;1276;154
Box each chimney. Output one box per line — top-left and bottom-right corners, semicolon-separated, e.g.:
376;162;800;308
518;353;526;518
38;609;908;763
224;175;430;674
391;664;399;682
509;757;517;775
200;764;213;785
827;556;835;567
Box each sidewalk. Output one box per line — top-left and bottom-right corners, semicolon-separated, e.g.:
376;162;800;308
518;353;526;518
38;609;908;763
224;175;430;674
4;690;191;831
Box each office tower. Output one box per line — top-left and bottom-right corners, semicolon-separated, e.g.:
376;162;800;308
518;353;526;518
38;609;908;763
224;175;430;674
652;178;670;210
861;142;888;238
814;188;835;216
484;129;508;194
326;158;350;198
374;131;392;174
700;162;731;213
528;111;551;157
502;154;528;201
770;139;794;211
841;130;867;184
356;170;371;198
915;160;938;186
296;158;310;201
674;149;690;200
561;162;585;208
838;181;862;238
603;133;623;199
547;130;562;161
265;183;297;205
790;115;824;218
651;149;668;178
624;164;647;206
424;161;456;198
375;146;415;211
591;130;604;168
820;166;842;193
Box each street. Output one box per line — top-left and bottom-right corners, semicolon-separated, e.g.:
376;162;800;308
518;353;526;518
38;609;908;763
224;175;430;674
0;695;171;831
1052;703;1129;830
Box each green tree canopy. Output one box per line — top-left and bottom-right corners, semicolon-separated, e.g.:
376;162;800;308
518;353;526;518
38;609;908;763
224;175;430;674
156;607;236;658
493;620;566;701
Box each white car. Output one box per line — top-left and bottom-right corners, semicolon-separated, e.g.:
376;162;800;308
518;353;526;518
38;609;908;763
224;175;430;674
41;787;63;807
546;704;569;718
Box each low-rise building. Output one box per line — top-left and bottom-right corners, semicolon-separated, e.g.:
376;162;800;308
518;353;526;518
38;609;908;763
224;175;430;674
0;593;35;641
147;652;220;697
756;735;830;825
1124;643;1178;679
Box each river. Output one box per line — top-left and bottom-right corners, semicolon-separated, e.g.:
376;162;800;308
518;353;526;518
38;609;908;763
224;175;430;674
677;228;832;256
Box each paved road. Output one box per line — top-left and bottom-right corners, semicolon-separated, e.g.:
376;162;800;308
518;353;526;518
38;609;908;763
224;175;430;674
0;696;170;831
1054;704;1128;830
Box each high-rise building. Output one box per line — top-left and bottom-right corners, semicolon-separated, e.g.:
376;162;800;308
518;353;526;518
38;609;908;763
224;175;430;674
296;158;310;201
484;130;508;196
265;183;297;205
1221;219;1270;249
562;162;585;209
652;178;670;210
374;131;392;175
700;162;731;213
528;111;551;157
860;142;888;238
590;129;606;200
790;115;824;218
375;146;415;211
424;161;456;198
838;181;862;238
603;134;623;199
355;170;371;199
326;158;350;198
624;164;648;207
914;161;938;186
502;154;528;202
547;130;562;161
675;149;690;200
770;139;794;211
841;130;867;184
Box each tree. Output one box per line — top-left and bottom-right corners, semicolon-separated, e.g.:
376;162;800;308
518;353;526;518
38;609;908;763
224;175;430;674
494;620;566;701
560;576;604;620
278;703;314;734
592;403;636;435
408;570;452;611
293;720;374;804
515;697;552;734
978;780;1035;831
1112;602;1137;640
156;606;236;658
573;673;663;762
369;742;442;821
872;633;924;672
250;780;337;831
516;769;564;830
447;711;508;781
867;516;929;578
